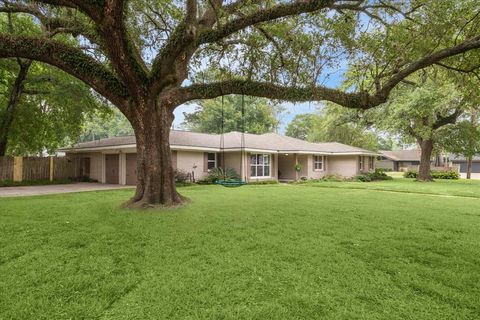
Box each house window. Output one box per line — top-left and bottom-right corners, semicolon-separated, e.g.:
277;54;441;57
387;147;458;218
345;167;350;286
314;155;324;171
359;156;364;171
369;156;374;170
250;154;270;177
207;153;216;170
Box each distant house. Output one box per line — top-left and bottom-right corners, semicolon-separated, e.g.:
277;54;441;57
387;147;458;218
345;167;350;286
377;150;422;171
378;150;478;174
59;131;378;185
449;155;480;174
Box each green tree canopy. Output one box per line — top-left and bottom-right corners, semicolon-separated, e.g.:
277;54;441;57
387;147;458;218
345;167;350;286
182;96;280;134
79;108;134;142
0;14;107;155
285;106;388;151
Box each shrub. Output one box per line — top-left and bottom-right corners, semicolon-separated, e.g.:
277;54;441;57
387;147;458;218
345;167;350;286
248;180;278;185
174;169;191;183
204;167;240;183
355;169;393;183
370;169;393;181
355;174;372;182
403;170;459;180
322;174;345;182
404;171;418;178
431;171;460;180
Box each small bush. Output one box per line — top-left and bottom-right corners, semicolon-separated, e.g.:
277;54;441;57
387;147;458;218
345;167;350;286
403;170;460;180
248;180;278;185
355;174;372;182
204;167;240;184
174;169;191;183
355;169;393;183
431;171;460;180
70;176;98;182
404;171;418;178
370;169;393;181
322;174;345;182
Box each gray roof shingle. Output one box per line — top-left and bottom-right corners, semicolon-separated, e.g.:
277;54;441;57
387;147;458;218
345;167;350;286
380;150;421;161
61;130;377;155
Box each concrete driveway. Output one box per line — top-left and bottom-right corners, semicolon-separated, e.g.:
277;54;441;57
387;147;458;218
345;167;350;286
460;173;480;179
0;182;133;197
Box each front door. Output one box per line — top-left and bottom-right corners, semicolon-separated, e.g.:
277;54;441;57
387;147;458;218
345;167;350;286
105;154;119;184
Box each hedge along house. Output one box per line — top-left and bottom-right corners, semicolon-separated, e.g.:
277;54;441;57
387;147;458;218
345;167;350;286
59;131;378;185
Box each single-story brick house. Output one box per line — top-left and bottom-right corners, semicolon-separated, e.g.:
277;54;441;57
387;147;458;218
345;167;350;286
376;150;422;171
59;131;378;185
449;154;480;174
377;150;476;173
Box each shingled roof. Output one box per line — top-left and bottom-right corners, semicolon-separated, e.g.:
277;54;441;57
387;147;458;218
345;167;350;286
380;149;421;161
61;131;377;155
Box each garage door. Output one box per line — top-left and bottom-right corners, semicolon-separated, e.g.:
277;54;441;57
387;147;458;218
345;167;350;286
105;154;119;184
457;161;480;173
126;154;138;185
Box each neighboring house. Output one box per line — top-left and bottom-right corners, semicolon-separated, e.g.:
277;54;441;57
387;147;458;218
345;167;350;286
377;150;422;171
59;131;378;185
449;154;480;174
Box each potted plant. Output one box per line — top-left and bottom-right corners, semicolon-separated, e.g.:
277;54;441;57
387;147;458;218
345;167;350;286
294;163;303;172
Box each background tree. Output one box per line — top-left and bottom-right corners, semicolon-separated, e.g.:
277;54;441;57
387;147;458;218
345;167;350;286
362;78;466;181
439;111;480;179
285;114;318;141
79;108;134;142
182;95;279;134
286;106;388;151
0;13;106;156
1;0;479;206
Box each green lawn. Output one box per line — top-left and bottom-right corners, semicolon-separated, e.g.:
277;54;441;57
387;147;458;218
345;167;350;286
302;176;480;199
1;180;480;319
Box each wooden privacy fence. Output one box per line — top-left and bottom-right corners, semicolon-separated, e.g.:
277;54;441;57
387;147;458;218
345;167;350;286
0;156;83;182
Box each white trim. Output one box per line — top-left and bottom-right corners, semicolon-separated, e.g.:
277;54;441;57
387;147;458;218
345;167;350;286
119;153;126;185
313;155;324;171
250;153;272;178
101;153;106;183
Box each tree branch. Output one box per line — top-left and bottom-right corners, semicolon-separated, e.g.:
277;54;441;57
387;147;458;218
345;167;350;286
0;34;128;108
197;0;332;45
162;79;370;109
94;0;149;97
170;35;480;110
433;109;462;130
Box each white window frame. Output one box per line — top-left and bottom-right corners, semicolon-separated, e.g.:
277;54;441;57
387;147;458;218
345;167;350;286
359;156;364;171
250;154;271;178
207;153;217;171
313;155;324;171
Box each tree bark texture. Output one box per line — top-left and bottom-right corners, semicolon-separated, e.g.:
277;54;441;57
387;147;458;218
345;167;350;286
417;139;434;181
0;60;32;156
125;100;184;207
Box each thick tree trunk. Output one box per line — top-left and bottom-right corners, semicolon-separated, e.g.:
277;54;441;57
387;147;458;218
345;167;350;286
125;102;185;208
0;60;31;156
466;156;473;179
417;138;434;181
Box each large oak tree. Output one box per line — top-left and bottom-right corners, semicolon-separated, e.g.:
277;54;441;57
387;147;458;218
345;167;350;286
0;0;479;206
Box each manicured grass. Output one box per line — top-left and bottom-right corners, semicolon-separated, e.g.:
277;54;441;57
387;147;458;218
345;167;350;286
302;176;480;198
1;180;480;319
